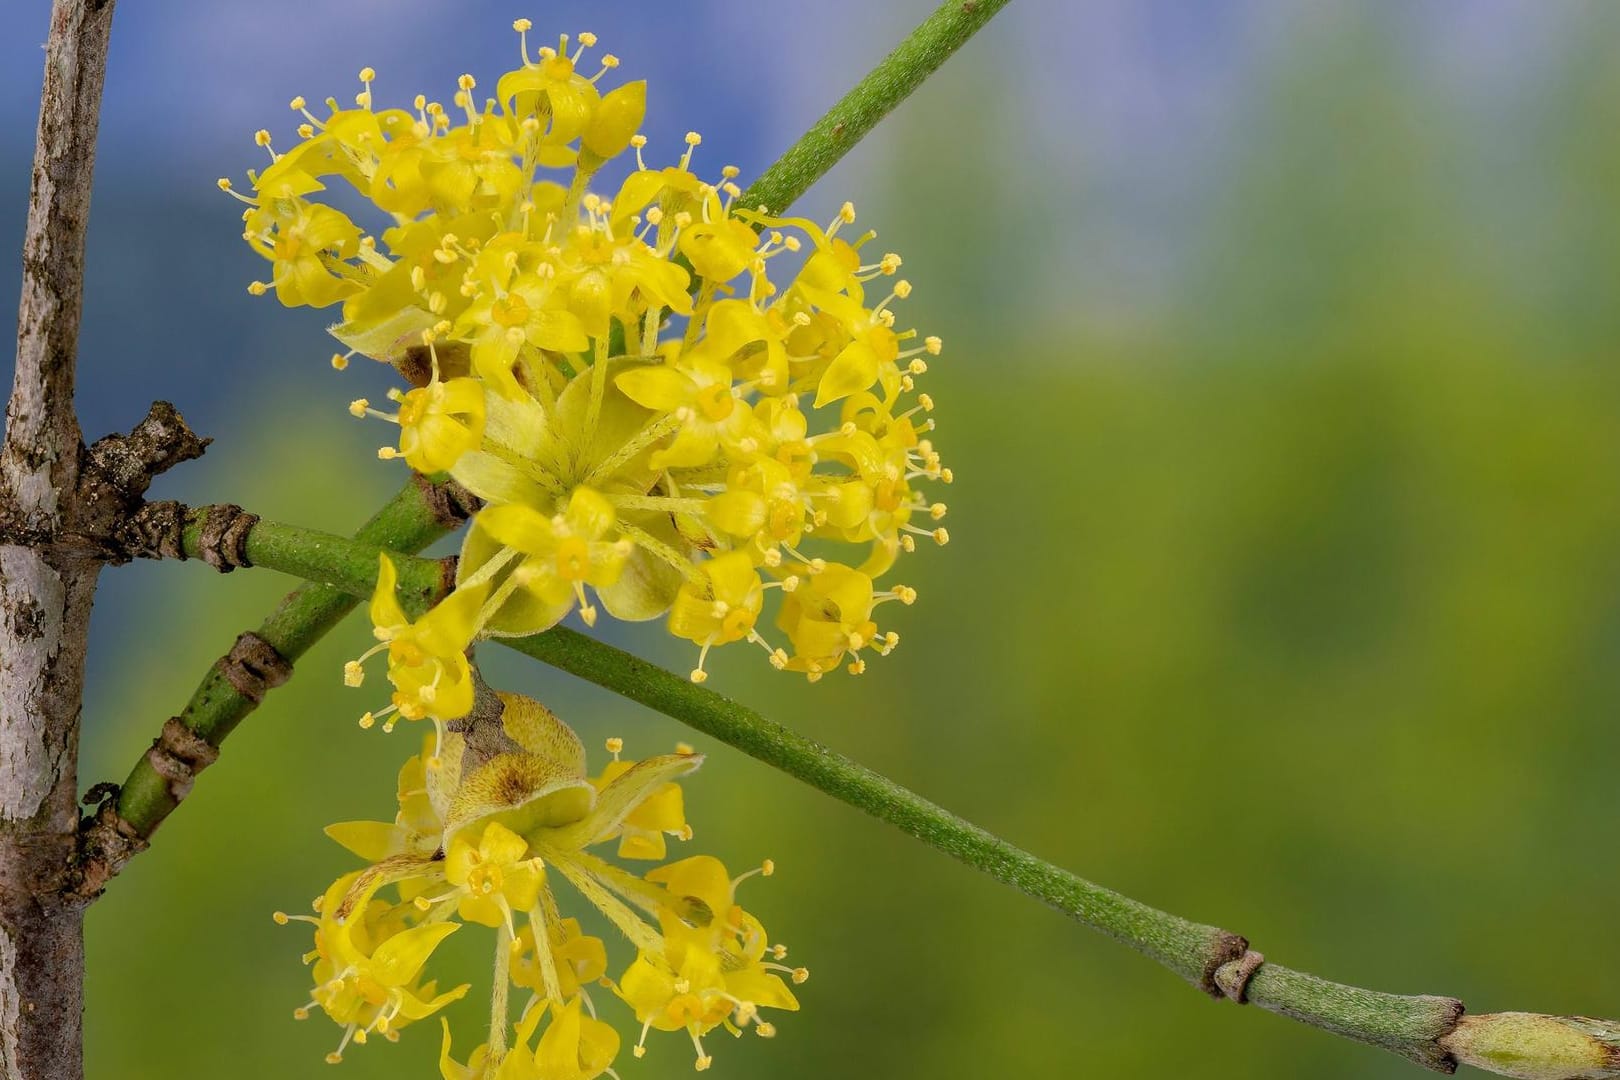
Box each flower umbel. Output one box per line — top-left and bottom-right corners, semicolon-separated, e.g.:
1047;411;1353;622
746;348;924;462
228;19;953;711
281;692;802;1073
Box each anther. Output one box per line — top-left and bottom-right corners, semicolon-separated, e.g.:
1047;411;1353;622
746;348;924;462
272;911;290;925
347;398;369;418
358;67;376;83
924;335;943;355
605;737;624;755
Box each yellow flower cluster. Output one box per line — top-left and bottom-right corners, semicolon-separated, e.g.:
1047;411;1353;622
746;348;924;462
280;694;803;1073
226;22;952;726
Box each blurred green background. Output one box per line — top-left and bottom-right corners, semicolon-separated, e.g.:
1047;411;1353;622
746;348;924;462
4;1;1620;1077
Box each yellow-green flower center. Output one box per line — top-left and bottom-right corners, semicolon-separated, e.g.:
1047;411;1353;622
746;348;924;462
492;294;531;328
695;382;734;422
555;536;591;581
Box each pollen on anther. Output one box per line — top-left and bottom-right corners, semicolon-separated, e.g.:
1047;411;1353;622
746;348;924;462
761;858;776;876
605;736;624;755
272;910;290;925
676;742;696;756
358;67;376;83
347;398;369;418
924;335;943;355
512;17;532;32
689;668;708;684
684;131;702;146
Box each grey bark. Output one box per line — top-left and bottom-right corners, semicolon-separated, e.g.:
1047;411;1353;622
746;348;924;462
0;2;117;1078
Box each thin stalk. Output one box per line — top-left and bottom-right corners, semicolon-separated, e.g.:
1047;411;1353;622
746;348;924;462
737;0;1012;216
147;513;1620;1079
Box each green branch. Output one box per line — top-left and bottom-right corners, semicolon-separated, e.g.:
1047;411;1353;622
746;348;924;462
97;479;469;862
143;509;1620;1080
738;0;1011;215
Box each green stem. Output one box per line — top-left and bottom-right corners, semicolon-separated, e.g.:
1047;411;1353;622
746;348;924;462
109;478;469;846
143;511;1620;1079
737;0;1012;216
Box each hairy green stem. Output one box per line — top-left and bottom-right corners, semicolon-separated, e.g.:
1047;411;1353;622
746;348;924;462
143;511;1620;1079
737;0;1012;216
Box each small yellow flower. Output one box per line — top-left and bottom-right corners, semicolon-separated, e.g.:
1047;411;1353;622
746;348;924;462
617;856;799;1067
457;488;633;633
439;996;619;1080
444;820;546;930
347;554;488;727
591;744;690;860
293;872;469;1063
512;917;607;999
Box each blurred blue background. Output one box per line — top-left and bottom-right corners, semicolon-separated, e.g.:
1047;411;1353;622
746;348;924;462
4;1;1619;1077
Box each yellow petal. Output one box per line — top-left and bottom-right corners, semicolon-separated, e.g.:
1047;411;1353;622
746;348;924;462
370;553;409;629
475;503;558;555
583;80;646;158
323;820;403;862
368;922;460;988
614;364;693;412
